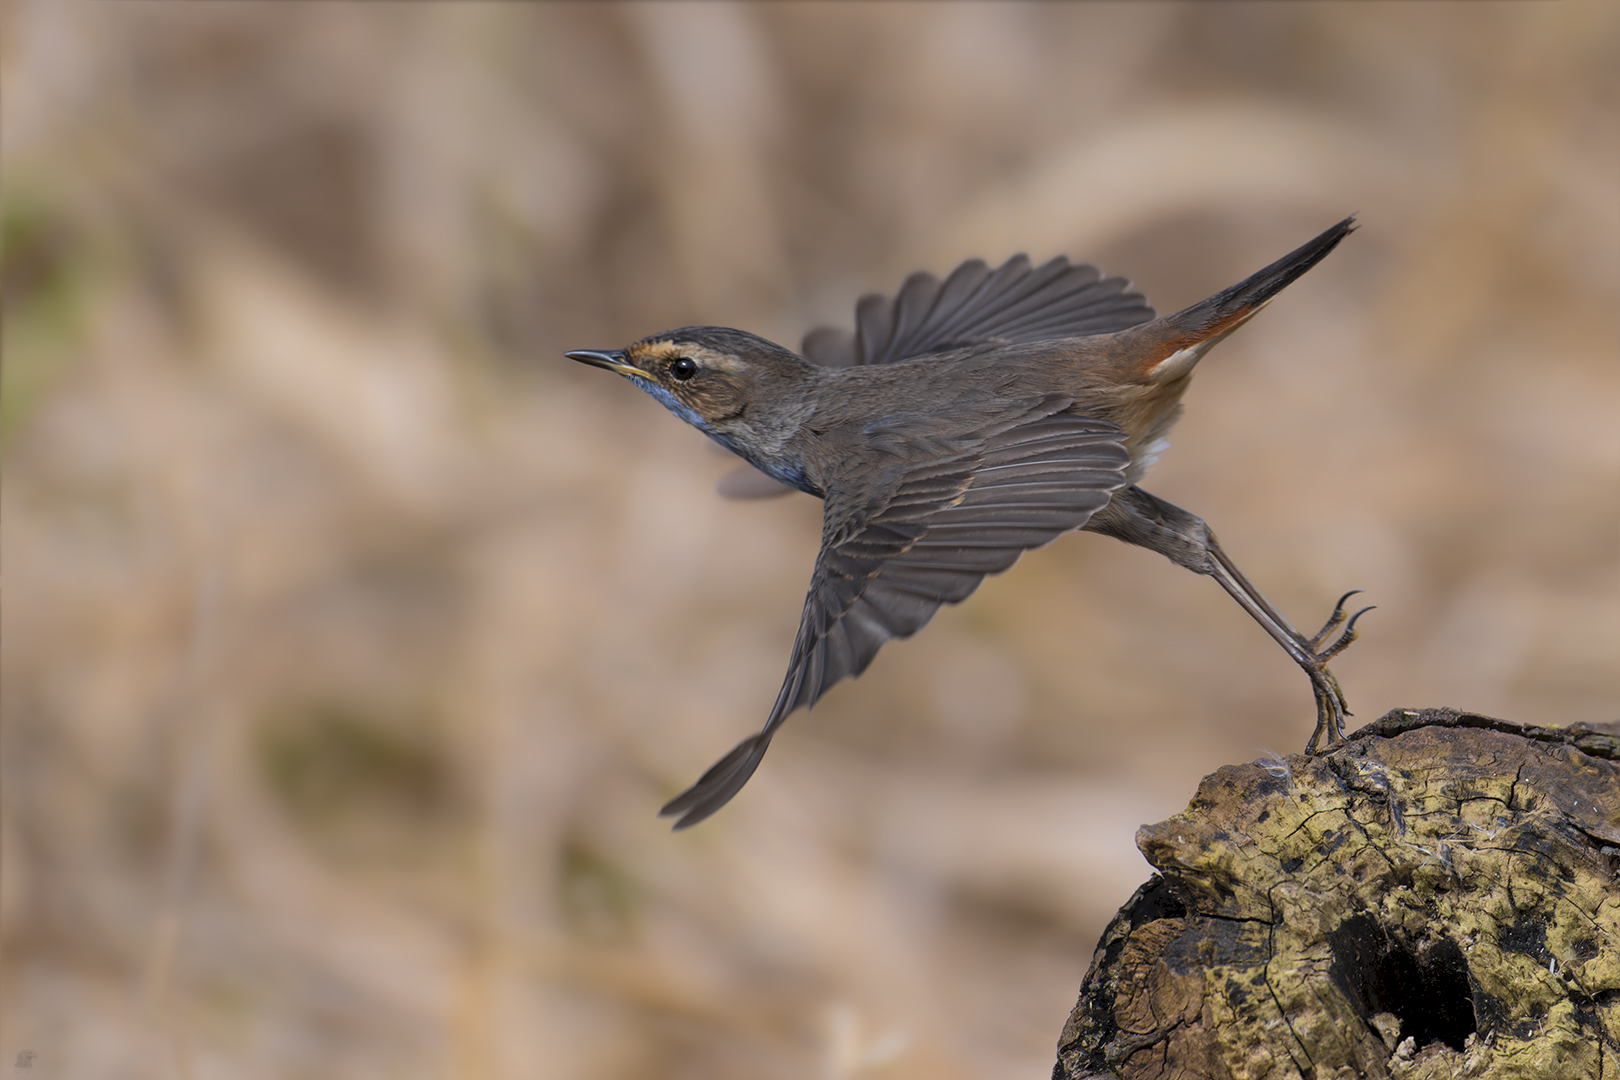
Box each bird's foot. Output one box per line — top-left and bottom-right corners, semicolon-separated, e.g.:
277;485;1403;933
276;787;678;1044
1202;538;1375;758
1300;593;1374;755
1306;590;1361;651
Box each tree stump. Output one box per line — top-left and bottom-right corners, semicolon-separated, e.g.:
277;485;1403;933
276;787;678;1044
1054;708;1620;1080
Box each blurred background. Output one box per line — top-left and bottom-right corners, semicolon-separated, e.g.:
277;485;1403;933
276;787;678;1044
1;2;1615;1078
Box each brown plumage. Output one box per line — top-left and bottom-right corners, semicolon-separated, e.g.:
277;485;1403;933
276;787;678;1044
569;217;1367;829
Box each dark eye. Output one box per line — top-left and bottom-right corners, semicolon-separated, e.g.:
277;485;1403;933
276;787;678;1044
670;357;698;381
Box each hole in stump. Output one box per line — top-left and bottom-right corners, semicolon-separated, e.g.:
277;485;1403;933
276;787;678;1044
1328;914;1475;1052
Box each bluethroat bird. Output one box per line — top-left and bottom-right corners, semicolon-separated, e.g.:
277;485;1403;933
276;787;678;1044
570;217;1369;829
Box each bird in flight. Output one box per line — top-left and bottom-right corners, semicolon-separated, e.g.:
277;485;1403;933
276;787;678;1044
570;217;1368;828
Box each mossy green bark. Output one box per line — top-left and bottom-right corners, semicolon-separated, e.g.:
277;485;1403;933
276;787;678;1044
1056;709;1620;1080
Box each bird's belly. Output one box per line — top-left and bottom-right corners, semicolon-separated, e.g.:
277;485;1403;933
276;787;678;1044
1065;378;1188;483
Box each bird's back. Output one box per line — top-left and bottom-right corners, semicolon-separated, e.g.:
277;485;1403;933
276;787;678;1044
804;333;1188;477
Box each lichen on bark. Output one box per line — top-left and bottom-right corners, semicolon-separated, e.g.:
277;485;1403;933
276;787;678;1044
1055;708;1620;1080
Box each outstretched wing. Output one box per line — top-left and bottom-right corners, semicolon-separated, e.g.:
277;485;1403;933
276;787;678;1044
663;399;1130;828
805;253;1156;369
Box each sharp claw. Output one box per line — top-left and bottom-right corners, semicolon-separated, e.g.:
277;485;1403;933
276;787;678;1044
1320;605;1375;662
1304;651;1358;754
1301;603;1371;753
1308;589;1364;650
1305;679;1337;755
1344;604;1375;634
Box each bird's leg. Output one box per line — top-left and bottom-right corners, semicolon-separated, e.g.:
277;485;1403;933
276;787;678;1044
1083;488;1372;753
1203;537;1371;753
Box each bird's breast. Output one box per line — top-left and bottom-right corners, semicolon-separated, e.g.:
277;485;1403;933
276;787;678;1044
708;400;824;497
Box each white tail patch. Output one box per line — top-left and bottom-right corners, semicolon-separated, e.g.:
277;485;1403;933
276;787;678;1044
1147;299;1275;383
1146;344;1204;383
1136;436;1171;470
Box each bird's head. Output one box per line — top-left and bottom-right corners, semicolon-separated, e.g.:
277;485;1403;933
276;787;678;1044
567;326;814;438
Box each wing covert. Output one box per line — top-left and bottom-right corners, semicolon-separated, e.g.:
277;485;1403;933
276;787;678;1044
789;411;1129;716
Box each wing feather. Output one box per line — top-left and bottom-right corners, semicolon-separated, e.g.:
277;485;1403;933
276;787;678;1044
841;254;1154;366
661;405;1130;827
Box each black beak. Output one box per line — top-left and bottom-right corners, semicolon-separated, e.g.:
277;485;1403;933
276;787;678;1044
566;349;650;381
566;349;621;369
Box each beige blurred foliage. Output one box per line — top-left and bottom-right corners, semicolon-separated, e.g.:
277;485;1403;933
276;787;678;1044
1;3;1615;1078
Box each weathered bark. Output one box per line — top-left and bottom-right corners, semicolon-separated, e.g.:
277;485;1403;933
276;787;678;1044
1055;708;1620;1080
